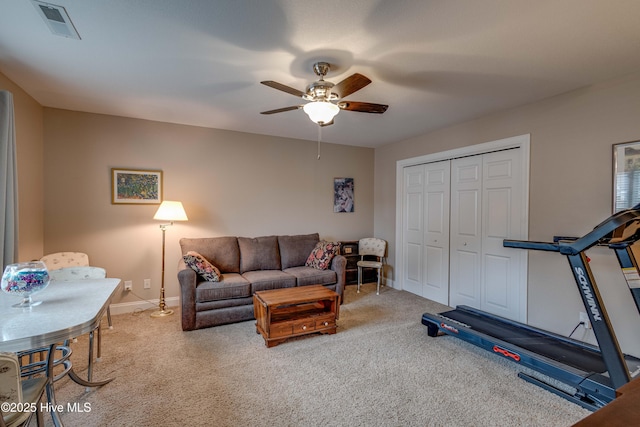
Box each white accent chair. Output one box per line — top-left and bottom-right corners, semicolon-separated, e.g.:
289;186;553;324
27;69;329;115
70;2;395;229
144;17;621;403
357;238;387;295
0;352;47;427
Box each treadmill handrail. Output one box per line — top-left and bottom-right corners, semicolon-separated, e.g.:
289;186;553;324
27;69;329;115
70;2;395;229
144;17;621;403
504;206;640;255
503;240;560;252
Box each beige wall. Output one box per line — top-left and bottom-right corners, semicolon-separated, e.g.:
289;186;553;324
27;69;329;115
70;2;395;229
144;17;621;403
0;72;44;263
375;72;640;356
42;109;374;307
4;65;639;356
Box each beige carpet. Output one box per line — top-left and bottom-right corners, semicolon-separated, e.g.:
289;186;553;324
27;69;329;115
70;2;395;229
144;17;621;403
44;285;590;427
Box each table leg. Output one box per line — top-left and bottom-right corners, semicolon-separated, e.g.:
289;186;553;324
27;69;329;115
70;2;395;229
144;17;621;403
88;329;94;383
45;343;64;427
67;369;113;388
67;329;114;389
96;323;102;361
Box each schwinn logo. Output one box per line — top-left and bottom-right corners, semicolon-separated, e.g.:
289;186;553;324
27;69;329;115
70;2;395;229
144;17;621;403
440;322;459;334
575;266;602;321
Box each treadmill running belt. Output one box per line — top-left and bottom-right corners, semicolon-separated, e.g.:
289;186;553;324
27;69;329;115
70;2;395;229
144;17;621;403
441;309;607;373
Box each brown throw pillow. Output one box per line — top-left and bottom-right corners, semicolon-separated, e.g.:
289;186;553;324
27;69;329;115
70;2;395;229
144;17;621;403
183;251;221;282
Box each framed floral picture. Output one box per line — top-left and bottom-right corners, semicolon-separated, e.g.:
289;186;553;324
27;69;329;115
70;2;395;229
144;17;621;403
111;168;163;204
334;178;354;213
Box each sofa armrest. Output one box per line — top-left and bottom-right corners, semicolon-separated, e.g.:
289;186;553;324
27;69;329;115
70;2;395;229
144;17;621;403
178;268;198;331
330;254;347;304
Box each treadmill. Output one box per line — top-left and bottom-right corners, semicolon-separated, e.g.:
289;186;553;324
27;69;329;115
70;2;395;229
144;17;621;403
421;204;640;410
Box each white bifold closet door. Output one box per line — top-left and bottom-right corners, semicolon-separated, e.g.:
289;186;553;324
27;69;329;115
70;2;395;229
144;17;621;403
403;148;525;321
402;163;425;297
402;161;450;303
450;149;524;320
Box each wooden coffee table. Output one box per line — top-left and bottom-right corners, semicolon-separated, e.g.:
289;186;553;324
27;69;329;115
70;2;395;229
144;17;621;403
253;285;339;347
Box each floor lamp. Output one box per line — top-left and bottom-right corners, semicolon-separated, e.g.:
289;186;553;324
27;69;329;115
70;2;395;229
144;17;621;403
152;200;188;317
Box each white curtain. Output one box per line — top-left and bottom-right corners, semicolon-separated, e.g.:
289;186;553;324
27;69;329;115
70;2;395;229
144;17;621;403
0;91;18;270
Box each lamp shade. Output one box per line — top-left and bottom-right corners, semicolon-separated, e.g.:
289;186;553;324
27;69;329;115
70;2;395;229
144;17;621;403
153;201;188;221
303;101;339;124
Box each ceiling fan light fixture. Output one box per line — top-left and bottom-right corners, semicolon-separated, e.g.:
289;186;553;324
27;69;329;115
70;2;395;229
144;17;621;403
303;101;339;125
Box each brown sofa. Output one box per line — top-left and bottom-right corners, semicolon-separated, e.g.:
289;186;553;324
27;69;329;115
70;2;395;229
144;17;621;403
177;233;346;331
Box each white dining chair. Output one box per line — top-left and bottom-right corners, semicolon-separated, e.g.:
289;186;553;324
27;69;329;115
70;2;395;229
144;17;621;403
39;253;111;382
40;252;112;329
0;352;47;427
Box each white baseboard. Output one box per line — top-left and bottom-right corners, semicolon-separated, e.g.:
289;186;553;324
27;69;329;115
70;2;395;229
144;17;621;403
108;296;180;315
350;279;396;290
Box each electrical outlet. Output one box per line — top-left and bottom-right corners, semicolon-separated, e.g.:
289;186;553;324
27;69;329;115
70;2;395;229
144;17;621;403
144;278;151;289
580;312;591;329
124;280;132;291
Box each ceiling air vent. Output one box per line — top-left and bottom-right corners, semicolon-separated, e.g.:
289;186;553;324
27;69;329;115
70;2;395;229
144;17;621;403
31;0;81;40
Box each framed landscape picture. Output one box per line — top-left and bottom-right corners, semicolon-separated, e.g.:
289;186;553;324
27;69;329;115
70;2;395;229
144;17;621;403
111;168;163;204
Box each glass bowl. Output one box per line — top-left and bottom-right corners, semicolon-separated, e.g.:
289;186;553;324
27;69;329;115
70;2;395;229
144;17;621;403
1;261;50;307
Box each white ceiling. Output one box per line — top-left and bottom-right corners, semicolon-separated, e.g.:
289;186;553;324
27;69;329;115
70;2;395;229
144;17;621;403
1;1;640;148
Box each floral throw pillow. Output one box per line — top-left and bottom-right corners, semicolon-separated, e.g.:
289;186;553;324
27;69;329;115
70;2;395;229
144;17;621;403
305;241;340;270
183;251;221;282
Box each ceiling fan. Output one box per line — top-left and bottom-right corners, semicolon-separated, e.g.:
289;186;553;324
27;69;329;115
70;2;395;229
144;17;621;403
260;62;388;126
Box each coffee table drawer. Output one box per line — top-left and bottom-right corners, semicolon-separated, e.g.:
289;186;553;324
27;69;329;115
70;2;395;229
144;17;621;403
270;322;293;338
315;315;335;329
293;319;315;334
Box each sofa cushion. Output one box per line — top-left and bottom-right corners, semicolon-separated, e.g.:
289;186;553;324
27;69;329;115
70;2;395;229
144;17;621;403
196;273;250;303
238;235;281;274
243;270;296;292
180;237;240;273
183;251;221;282
305;241;340;270
283;266;337;287
278;233;320;269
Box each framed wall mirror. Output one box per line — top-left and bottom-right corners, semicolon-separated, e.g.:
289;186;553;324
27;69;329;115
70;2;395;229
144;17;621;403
613;140;640;212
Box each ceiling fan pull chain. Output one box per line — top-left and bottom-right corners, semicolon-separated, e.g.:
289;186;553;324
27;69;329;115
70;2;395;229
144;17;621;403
317;125;322;160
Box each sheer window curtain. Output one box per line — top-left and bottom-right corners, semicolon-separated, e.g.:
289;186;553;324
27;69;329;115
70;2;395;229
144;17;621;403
0;91;18;271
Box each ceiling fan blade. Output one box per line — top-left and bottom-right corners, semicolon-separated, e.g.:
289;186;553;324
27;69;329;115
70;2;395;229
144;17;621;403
333;74;371;98
260;81;305;98
260;106;302;115
338;101;388;114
